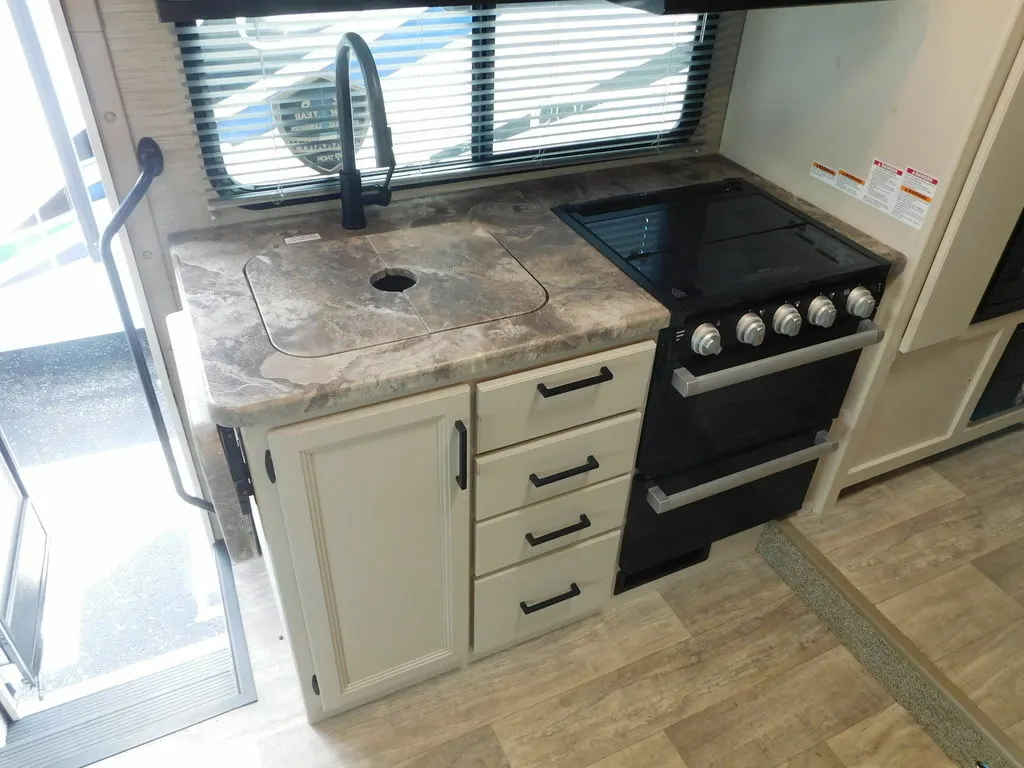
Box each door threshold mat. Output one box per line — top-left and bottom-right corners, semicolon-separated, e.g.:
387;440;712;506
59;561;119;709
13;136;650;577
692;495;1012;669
757;521;1023;768
0;542;256;768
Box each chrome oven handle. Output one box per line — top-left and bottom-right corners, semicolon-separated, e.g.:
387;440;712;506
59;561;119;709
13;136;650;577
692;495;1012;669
672;320;884;398
646;431;839;515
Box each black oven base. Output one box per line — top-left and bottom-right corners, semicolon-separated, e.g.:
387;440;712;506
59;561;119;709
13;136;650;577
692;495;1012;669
615;432;822;593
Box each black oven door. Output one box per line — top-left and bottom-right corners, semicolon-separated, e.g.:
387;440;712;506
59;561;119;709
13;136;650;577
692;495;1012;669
617;430;837;592
637;320;883;479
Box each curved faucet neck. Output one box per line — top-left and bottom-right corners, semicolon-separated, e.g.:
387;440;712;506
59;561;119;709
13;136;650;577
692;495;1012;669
334;32;395;175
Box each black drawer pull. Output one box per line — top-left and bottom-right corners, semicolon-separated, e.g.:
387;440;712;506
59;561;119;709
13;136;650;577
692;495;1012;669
525;514;592;546
520;582;581;615
536;366;613;398
529;455;599;488
455;420;468;491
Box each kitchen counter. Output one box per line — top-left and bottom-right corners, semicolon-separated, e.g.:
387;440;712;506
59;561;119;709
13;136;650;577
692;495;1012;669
171;154;905;428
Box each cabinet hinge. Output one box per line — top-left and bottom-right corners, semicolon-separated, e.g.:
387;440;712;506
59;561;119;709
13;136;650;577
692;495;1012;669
265;450;276;483
311;674;320;696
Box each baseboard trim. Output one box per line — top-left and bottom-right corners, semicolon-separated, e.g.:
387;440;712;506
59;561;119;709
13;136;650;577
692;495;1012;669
758;520;1024;768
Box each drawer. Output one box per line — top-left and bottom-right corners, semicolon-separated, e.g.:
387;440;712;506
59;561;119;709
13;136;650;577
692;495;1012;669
475;411;642;520
475;474;630;575
476;341;655;453
473;530;620;655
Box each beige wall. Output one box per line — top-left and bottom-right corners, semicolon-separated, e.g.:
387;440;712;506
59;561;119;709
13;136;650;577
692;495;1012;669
720;0;1024;504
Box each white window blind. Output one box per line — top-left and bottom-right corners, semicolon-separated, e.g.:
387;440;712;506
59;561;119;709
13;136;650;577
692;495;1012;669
176;3;741;206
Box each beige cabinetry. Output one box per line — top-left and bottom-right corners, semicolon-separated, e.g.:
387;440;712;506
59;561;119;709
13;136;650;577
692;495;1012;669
470;341;654;656
251;340;655;720
266;385;471;715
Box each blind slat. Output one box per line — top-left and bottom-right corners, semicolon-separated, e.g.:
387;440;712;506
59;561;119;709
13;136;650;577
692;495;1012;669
176;2;738;204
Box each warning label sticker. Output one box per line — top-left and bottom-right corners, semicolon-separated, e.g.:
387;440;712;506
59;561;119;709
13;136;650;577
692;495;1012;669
835;169;867;200
892;167;940;230
810;161;838;185
864;159;903;214
810;158;940;230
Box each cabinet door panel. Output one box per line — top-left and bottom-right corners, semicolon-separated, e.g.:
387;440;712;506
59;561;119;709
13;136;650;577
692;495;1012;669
268;386;470;714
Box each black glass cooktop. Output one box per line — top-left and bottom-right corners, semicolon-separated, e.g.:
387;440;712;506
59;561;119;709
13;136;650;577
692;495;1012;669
553;178;885;316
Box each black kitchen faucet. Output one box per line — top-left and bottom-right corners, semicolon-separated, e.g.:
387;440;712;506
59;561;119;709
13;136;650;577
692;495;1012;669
334;32;396;230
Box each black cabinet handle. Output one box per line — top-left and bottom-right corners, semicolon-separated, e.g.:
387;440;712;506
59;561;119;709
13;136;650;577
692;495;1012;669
455;420;468;491
536;366;613;398
525;514;592;546
529;455;599;488
519;582;582;615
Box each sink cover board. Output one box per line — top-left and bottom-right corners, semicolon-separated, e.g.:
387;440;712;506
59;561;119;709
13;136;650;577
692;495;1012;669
245;223;548;358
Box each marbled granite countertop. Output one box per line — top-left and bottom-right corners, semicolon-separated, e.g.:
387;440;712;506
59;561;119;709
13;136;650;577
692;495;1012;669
171;154;905;428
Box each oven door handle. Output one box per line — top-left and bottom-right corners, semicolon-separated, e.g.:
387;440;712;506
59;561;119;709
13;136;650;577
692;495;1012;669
672;320;884;398
647;431;839;515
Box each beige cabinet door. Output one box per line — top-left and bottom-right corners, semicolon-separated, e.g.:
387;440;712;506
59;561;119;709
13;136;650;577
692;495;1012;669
267;385;471;715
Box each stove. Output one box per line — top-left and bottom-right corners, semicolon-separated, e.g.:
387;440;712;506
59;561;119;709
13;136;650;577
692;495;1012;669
554;178;892;592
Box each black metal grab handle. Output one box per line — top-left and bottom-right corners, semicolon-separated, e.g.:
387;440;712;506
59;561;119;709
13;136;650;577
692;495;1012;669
536;366;613;398
525;514;592;546
455;420;468;491
520;582;582;615
99;138;213;514
529;455;599;488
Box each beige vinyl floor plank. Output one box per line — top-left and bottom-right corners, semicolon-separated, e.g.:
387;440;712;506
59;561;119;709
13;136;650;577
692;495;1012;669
825;481;1024;604
394;726;510;768
659;552;791;635
259;589;690;768
665;646;890;768
974;540;1024;607
792;464;963;553
773;744;845;768
876;564;1024;660
935;618;1024;730
826;704;956;768
491;597;837;768
929;426;1024;496
583;733;688;768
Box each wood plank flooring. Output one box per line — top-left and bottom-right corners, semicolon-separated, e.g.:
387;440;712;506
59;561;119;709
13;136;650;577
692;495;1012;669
793;424;1024;755
95;544;952;768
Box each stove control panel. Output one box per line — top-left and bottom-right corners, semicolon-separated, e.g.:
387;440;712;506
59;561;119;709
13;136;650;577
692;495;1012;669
672;280;885;361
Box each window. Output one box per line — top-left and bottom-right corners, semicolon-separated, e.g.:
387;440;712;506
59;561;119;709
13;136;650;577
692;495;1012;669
177;2;725;205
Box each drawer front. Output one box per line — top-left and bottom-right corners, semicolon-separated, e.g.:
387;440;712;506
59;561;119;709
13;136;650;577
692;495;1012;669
475;475;630;575
476;341;655;453
475;411;642;520
473;530;620;655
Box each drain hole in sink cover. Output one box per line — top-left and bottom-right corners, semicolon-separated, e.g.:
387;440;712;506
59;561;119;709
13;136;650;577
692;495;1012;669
370;268;417;293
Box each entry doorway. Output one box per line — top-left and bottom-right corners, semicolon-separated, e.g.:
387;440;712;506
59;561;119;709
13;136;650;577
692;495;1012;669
0;0;255;761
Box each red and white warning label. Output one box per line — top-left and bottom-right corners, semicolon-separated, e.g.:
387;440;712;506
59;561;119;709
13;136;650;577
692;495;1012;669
864;159;903;213
835;169;867;200
809;161;838;185
810;158;940;230
893;167;940;230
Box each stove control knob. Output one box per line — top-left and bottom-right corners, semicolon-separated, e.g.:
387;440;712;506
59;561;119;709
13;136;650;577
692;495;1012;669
847;286;877;318
773;304;802;337
691;323;722;357
736;313;766;347
807;296;838;328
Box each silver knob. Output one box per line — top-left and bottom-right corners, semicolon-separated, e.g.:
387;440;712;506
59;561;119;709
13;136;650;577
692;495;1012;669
690;323;722;357
736;313;766;347
846;286;877;318
773;304;802;337
807;296;837;328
